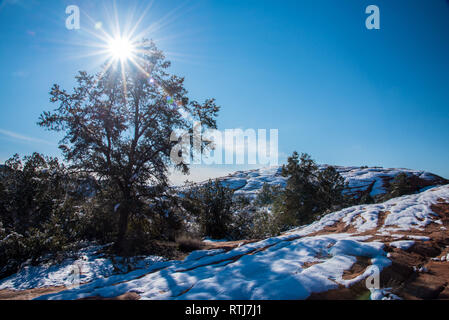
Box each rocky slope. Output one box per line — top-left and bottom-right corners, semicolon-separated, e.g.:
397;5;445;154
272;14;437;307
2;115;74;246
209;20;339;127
216;165;448;199
1;183;448;300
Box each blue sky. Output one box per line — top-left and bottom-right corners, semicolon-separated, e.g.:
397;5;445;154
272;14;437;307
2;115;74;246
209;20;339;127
0;0;448;183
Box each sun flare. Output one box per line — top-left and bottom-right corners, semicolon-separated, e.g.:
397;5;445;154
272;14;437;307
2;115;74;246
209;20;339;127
107;36;134;61
69;3;193;101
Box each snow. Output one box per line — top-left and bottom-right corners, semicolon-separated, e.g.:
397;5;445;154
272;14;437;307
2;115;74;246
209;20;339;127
220;178;247;191
1;184;448;300
370;288;402;300
202;238;228;243
284;185;449;236
0;245;166;291
212;165;445;199
329;239;385;258
413;266;428;273
390;241;415;250
432;254;449;262
18;233;389;300
406;235;430;241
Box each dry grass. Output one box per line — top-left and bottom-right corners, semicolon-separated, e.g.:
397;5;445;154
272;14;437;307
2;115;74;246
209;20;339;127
176;235;205;253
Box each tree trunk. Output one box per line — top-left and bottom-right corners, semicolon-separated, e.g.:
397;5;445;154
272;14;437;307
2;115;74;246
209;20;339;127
114;193;131;255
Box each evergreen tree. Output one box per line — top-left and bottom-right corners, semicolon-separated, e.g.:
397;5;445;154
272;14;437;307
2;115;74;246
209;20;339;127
279;152;319;227
275;153;347;229
0;153;69;234
385;172;414;200
316;166;346;213
255;183;283;207
0;153;81;278
359;192;375;204
38;40;219;253
184;180;234;239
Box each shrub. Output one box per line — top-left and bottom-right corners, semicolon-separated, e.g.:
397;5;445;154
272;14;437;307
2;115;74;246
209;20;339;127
146;194;188;242
0;153;81;277
251;209;281;239
383;173;416;201
274;152;347;230
255;183;283;207
183;180;234;239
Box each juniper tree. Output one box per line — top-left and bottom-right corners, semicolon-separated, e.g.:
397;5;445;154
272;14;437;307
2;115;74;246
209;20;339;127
316;166;346;213
0;153;68;234
277;152;347;228
384;172;414;200
0;153;80;277
38;40;219;252
183;180;234;239
279;152;319;226
255;182;283;207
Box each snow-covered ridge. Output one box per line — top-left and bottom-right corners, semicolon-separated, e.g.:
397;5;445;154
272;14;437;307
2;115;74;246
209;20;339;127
214;165;447;198
2;184;448;300
287;184;449;236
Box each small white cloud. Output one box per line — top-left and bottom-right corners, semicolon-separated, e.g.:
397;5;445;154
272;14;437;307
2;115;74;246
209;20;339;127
0;128;54;145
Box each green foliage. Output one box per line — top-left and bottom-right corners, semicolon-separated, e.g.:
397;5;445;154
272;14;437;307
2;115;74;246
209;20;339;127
226;195;256;240
255;183;283;207
274;152;347;230
183;180;234;239
1;153;68;233
277;152;319;227
316;166;347;213
37;40;219;253
77;189;120;244
145;194;188;242
359;193;375;204
0;153;86;278
250;209;281;239
0;152;196;276
383;173;415;201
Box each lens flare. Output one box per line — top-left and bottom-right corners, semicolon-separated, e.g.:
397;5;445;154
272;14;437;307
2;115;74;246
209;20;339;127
67;2;195;111
107;36;134;61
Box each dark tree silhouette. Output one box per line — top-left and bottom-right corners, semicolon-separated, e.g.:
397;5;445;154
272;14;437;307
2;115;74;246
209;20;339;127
38;40;219;253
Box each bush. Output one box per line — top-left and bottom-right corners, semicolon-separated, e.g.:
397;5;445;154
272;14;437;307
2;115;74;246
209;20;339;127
227;197;255;240
316;166;347;213
359;193;375;204
183;180;234;239
273;152;347;230
255;183;283;207
382;173;415;201
0;153;82;277
77;194;119;244
146;194;188;242
251;209;281;239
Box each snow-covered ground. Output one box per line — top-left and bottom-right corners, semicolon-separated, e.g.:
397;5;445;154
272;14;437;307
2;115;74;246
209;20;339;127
27;234;389;300
216;165;446;199
0;245;166;291
2;184;448;300
284;184;449;237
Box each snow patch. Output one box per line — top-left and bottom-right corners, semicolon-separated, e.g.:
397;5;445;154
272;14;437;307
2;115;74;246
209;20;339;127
390;241;415;250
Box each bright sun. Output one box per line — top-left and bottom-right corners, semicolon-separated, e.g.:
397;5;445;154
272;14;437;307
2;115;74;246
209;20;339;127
107;36;134;61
